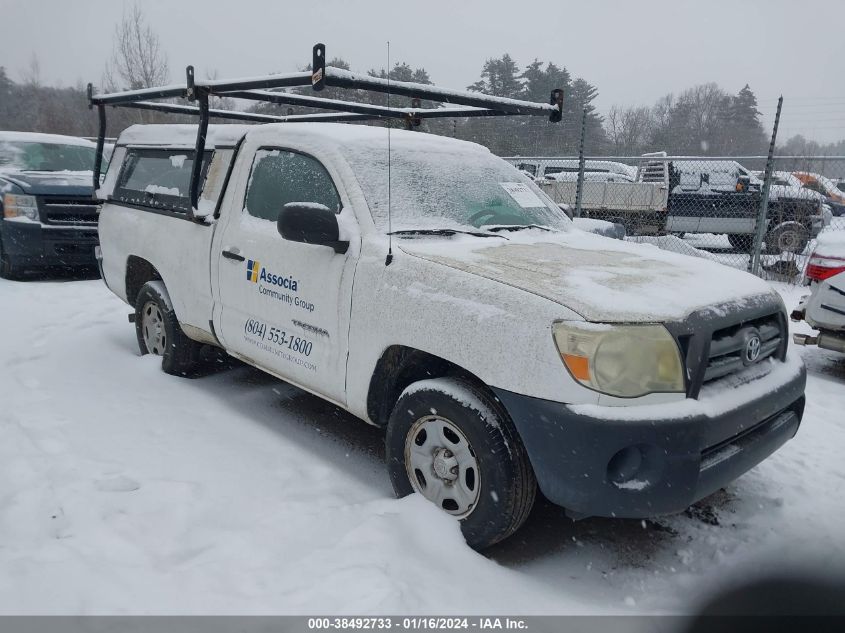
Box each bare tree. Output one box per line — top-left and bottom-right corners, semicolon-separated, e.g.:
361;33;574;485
607;105;653;154
103;3;169;91
20;53;41;87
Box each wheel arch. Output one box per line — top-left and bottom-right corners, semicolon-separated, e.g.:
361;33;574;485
125;255;163;307
366;345;500;428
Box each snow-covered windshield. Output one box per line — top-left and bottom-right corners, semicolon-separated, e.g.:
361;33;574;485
347;146;571;232
0;140;96;172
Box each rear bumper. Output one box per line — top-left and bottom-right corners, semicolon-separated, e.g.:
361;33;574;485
0;219;99;268
494;359;806;518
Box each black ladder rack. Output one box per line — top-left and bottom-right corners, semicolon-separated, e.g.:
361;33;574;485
88;42;564;220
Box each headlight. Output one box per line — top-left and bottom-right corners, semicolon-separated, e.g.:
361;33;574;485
552;322;685;398
3;194;39;221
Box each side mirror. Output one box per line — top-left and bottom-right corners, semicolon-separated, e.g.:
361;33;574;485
277;203;349;254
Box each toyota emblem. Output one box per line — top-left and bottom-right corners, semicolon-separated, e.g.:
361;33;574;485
744;333;762;364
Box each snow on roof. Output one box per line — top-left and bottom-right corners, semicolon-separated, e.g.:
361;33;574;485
0;131;96;147
117;122;493;156
243;122;492;155
117;124;253;148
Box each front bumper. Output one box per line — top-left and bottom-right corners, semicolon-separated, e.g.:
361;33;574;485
494;359;806;519
0;219;99;269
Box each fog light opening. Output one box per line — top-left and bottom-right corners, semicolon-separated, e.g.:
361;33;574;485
607;445;650;490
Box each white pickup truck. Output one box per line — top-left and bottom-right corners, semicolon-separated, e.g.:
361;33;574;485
97;122;806;548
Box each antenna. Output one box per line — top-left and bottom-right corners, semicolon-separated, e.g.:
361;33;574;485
385;40;394;266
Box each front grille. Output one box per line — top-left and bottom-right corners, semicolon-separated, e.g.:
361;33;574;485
703;313;784;383
39;196;99;226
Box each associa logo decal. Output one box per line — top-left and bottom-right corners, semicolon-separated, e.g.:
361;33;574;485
246;259;299;291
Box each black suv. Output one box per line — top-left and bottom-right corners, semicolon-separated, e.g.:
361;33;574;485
0;131;101;279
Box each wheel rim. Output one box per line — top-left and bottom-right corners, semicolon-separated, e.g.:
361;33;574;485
777;229;802;252
404;415;480;517
141;301;166;355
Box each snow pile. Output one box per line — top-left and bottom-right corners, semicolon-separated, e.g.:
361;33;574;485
0;279;576;615
814;228;845;256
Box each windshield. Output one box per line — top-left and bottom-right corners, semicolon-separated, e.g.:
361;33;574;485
347;145;571;232
0;140;96;172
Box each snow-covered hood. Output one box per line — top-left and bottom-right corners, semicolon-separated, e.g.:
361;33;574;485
769;184;823;203
398;229;779;322
0;170;94;196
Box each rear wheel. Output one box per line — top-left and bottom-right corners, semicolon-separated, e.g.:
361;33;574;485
386;377;536;550
728;234;753;252
134;281;202;376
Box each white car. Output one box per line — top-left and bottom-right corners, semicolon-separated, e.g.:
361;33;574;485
96;122;806;549
793;230;845;353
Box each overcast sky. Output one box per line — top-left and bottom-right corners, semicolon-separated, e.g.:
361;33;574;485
2;0;844;143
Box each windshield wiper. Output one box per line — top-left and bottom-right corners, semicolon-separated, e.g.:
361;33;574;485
483;224;553;233
388;228;508;239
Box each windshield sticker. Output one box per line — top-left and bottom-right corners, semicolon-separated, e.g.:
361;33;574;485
499;182;545;208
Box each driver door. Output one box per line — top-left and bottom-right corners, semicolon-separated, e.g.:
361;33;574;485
212;147;356;405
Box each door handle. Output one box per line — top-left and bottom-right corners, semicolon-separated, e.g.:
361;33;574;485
222;249;245;262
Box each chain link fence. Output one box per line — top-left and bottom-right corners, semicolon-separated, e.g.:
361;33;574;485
502;153;845;283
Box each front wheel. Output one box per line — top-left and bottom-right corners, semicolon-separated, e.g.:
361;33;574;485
765;222;810;255
0;246;22;280
386;377;536;550
135;281;202;376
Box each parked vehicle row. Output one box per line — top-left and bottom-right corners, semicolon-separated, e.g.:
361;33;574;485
509;154;836;254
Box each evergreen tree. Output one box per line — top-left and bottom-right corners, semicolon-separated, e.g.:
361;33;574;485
467;54;523;98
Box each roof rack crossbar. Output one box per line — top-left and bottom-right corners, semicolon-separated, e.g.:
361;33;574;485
202;71;315;95
318;67;556;117
226;89;509;120
90;84;188;105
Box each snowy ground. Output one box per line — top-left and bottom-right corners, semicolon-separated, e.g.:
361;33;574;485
1;274;844;615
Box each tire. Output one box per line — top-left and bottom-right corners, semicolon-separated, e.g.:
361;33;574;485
0;246;22;280
764;222;810;255
385;377;536;550
728;234;753;252
134;281;202;376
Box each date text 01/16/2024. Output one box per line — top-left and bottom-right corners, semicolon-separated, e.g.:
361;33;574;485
244;318;314;357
